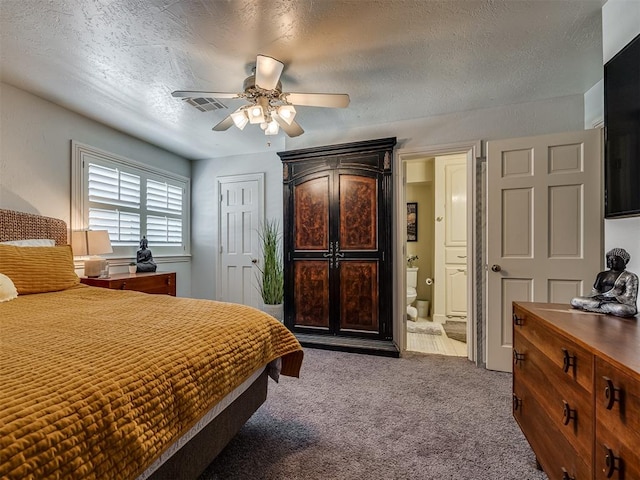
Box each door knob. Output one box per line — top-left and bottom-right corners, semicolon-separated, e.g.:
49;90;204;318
491;264;501;272
251;258;258;264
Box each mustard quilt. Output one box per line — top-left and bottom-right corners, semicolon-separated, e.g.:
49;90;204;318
0;285;303;479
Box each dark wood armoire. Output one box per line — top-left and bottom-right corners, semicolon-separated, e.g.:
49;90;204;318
278;137;398;356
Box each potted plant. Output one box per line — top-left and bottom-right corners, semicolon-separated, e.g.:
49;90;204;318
255;219;284;321
128;262;137;274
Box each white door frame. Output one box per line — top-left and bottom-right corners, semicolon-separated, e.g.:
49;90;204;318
395;141;481;362
216;173;265;305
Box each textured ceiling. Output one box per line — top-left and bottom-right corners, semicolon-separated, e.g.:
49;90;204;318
0;0;604;160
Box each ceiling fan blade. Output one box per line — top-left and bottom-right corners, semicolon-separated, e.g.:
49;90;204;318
284;93;350;108
255;55;284;91
212;115;235;131
274;114;304;137
172;90;240;99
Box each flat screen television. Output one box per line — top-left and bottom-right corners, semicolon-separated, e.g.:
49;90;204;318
604;33;640;218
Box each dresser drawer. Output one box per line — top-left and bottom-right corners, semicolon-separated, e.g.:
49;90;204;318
594;428;640;480
514;379;591;480
513;305;593;393
594;358;640;479
514;331;593;463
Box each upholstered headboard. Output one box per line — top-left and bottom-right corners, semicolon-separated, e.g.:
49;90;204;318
0;209;68;245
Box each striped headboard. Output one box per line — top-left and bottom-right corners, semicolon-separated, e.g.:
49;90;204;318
0;209;68;245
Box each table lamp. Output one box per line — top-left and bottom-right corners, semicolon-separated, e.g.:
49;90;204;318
72;230;113;277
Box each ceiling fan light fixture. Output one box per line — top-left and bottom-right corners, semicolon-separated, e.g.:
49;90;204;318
248;105;265;124
264;120;279;135
173;54;349;138
230;109;249;130
277;105;296;125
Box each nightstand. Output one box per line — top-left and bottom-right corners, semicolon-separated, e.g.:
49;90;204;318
80;271;176;296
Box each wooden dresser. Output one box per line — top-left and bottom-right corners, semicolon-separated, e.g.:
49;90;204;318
512;302;639;480
81;272;176;296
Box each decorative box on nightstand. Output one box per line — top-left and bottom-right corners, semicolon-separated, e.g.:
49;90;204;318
80;271;176;296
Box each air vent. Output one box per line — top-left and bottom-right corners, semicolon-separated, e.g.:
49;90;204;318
184;97;227;112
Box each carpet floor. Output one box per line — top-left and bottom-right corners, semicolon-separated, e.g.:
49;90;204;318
200;349;546;480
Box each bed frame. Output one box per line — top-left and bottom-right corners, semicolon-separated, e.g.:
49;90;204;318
0;208;269;479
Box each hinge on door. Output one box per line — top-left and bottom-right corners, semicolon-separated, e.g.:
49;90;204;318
220;194;223;202
220;245;223;253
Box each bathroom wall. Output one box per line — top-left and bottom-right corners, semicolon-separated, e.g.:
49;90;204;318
406;159;435;308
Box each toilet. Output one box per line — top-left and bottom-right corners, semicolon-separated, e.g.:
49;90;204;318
406;267;418;321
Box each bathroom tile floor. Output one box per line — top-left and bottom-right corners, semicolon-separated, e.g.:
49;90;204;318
406;318;467;357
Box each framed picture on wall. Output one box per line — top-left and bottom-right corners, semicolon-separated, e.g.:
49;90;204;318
407;202;418;242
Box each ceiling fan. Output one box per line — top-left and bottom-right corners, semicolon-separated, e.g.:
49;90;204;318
172;55;350;138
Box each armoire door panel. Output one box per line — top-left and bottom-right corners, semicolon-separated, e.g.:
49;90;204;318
293;260;330;328
339;174;377;250
294;176;330;250
339;261;379;331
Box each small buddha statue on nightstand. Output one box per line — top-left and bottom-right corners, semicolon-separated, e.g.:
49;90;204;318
136;236;157;273
570;248;638;317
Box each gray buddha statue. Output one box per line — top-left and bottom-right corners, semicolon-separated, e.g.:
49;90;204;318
570;248;638;317
136;236;157;273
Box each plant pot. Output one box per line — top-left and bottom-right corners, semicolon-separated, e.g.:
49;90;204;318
261;303;283;322
128;265;137;274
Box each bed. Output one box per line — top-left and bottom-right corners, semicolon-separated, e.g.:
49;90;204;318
0;209;303;479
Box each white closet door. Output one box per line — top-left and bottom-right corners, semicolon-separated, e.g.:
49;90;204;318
434;154;467;323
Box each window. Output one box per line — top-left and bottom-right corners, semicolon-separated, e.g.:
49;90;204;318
72;142;190;259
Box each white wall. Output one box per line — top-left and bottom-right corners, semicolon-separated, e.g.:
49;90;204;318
601;0;640;275
584;79;604;129
0;82;193;296
190;150;283;299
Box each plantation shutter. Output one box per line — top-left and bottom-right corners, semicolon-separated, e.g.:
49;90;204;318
87;163;141;243
146;180;183;244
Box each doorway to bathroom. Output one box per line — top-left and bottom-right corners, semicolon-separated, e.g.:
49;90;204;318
405;154;466;356
397;143;478;359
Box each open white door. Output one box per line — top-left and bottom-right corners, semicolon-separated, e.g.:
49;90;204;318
217;173;264;308
486;130;602;372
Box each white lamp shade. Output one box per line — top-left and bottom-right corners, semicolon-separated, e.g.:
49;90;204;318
231;109;249;130
72;230;113;256
277;105;296;125
248;105;265;124
264;120;279;135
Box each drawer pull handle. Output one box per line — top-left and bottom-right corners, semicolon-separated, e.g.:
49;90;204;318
512;394;522;411
603;445;621;478
513;349;525;366
121;282;126;289
603;376;621;410
561;468;575;480
562;400;576;425
561;348;576;374
513;313;524;326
